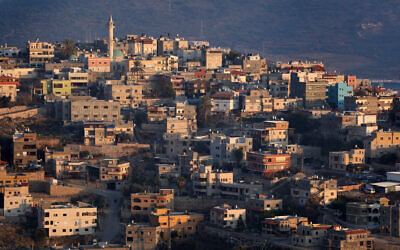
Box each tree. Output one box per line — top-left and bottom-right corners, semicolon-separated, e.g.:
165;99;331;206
197;95;212;126
236;215;245;232
33;228;47;247
153;78;176;98
232;148;244;168
0;96;11;108
131;61;144;84
176;176;186;196
59;39;76;59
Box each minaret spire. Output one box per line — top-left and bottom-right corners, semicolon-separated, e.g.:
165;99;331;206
108;15;115;60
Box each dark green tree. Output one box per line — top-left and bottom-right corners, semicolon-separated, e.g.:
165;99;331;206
59;39;77;59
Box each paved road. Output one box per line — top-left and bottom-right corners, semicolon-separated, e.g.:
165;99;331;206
63;182;123;243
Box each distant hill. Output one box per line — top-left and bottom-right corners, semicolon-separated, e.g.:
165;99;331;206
0;0;399;79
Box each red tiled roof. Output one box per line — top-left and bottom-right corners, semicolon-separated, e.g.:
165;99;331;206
344;229;367;235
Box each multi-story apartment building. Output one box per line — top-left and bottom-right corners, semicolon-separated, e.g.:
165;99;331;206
149;208;204;240
204;49;222;69
1;185;32;217
99;159;130;182
290;72;328;109
104;83;143;108
210;204;246;229
246;194;283;213
346;202;380;226
327;82;354;109
291;223;332;247
67;70;89;96
242;54;267;74
291;177;337;205
125;223;161;250
56;97;121;123
364;130;400;158
163;133;192;158
128;36;158;56
0;76;19;101
166;118;197;135
249;120;289;149
262;215;308;235
192;165;233;196
130;189;174;214
83;122;116;146
27;40;54;64
0;169;28;187
38;202;97;237
326;227;374;250
246;151;291;177
329;148;365;171
211;92;240;113
210;135;253;165
13;132;37;167
344;96;393;114
380;202;400;237
192;165;262;198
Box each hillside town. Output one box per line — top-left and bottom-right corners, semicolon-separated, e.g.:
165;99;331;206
1;16;400;250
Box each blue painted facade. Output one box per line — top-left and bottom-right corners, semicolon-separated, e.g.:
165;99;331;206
327;82;353;109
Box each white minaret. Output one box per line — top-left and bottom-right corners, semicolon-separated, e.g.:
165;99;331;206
108;15;114;60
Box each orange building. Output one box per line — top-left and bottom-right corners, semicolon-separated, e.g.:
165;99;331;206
88;57;111;72
0;169;29;187
131;189;174;214
246;151;291;177
149;208;204;240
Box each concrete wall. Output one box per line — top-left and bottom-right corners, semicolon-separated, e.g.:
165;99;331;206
29;180;83;196
0;107;38;119
64;143;150;158
175;196;246;213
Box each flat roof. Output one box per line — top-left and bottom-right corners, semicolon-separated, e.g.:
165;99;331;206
371;182;400;187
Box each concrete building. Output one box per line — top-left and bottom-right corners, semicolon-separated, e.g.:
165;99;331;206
104;82;143;108
166;118;197;135
249;120;289;149
246;194;283;213
0;169;28;187
38;202;97;237
329;148;365;172
211;135;253;165
290;72;328;108
380;202;400;237
13;132;37;167
292;223;332;247
57;97;121;123
99;159;130;182
242;54;267;74
346;202;380;226
67;70;89;95
246;151;291;177
149;208;204;240
125;223;160;250
262;216;308;235
88;57;111;72
83;121;133;146
131;189;174;215
365;130;400;158
0;76;19;101
291;177;337;206
28;40;54;64
211;92;240;113
327;82;354;110
0;185;32;217
326;227;374;250
204;49;222;69
192;165;261;198
210;204;246;229
41;79;72;96
192;165;233;196
157;164;180;184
